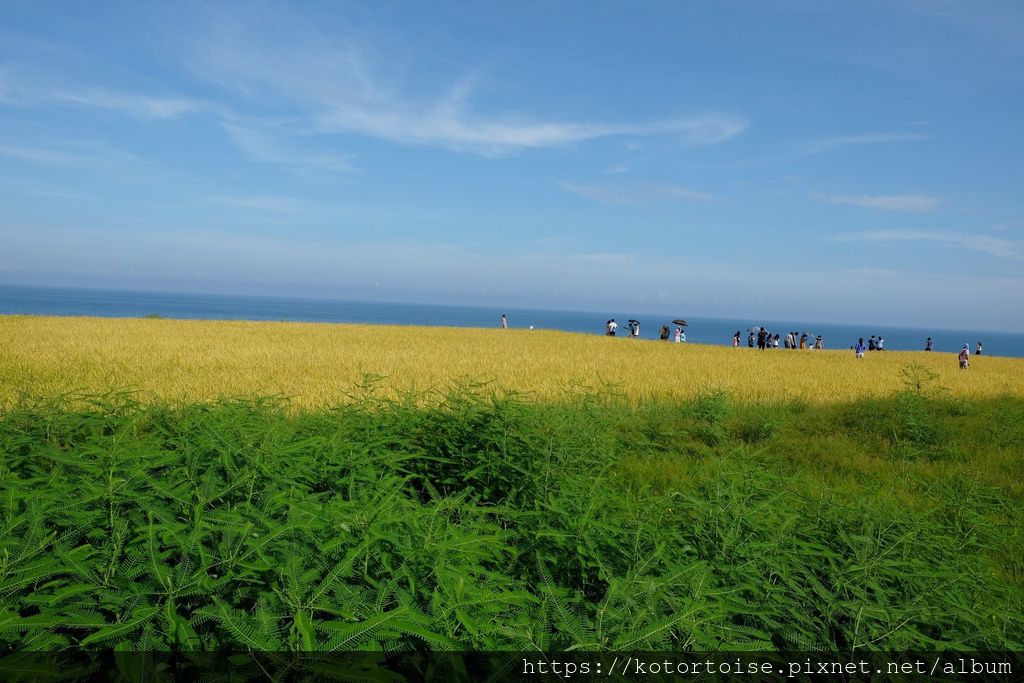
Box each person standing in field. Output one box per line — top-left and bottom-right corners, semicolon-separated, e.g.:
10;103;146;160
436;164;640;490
877;336;885;351
501;314;508;329
925;337;933;351
660;325;670;340
959;344;970;369
868;335;876;351
757;327;767;350
976;340;983;355
733;331;741;347
607;319;618;336
800;333;807;350
815;335;823;350
748;331;755;347
855;338;866;358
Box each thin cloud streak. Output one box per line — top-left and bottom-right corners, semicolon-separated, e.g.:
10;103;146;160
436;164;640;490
205;196;312;213
0;141;149;170
220;121;355;173
811;192;944;212
800;133;930;155
0;68;207;120
559;180;720;205
834;230;1021;259
316;106;748;156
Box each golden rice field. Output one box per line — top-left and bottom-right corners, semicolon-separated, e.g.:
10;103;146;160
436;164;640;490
2;315;1023;406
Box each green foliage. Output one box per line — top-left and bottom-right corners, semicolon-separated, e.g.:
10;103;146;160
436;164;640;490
0;389;1022;651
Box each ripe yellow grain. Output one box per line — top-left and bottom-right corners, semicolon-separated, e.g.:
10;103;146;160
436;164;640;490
1;315;1022;406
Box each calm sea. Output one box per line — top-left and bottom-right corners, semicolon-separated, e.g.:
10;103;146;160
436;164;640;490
3;284;1024;358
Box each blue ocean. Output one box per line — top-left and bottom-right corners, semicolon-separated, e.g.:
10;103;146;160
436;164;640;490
3;284;1023;358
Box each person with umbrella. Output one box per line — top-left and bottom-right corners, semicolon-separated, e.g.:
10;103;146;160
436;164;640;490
671;319;687;343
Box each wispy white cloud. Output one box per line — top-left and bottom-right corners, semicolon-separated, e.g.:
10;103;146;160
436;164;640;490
991;221;1022;232
834;229;1021;259
51;88;204;119
0;140;149;170
559;180;719;205
220;121;355;173
0;66;206;120
186;8;748;156
800;133;930;155
205;195;311;213
810;192;944;212
317;104;748;156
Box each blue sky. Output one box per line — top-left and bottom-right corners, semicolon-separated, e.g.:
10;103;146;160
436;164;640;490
1;0;1023;331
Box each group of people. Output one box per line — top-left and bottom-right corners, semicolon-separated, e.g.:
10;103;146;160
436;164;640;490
659;325;686;342
853;337;985;368
956;340;983;369
925;337;983;356
852;335;886;356
604;318;688;342
527;316;991;368
737;327;823;350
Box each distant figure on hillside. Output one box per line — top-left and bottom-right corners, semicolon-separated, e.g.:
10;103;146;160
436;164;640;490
784;332;793;349
660;325;670;341
732;330;741;347
925;337;933;352
772;334;781;348
748;331;755;347
500;314;508;329
674;326;683;343
868;335;877;351
757;327;767;350
959;344;971;369
800;333;808;350
855;338;866;358
629;321;640;338
815;335;823;350
606;319;618;336
876;336;885;351
976;340;983;355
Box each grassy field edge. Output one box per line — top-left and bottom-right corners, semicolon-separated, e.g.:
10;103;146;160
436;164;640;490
2;387;1022;651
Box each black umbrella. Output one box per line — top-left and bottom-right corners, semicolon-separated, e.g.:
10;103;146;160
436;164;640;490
672;319;688;327
628;319;640;324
